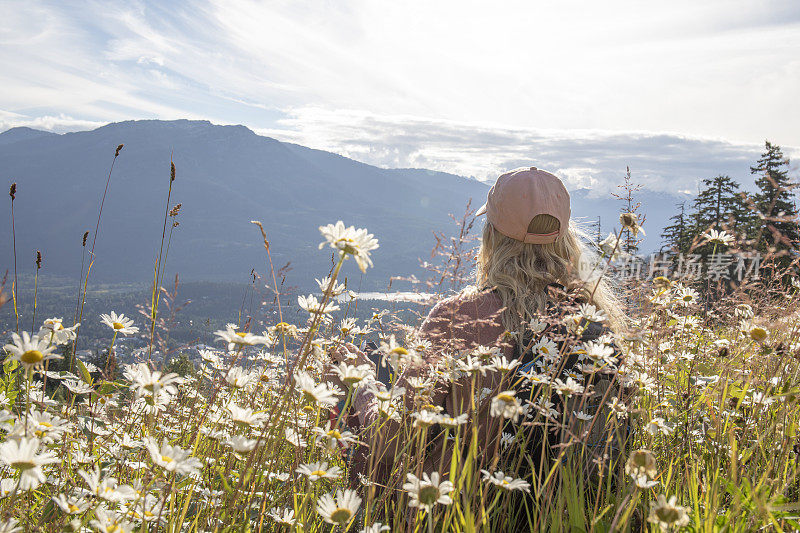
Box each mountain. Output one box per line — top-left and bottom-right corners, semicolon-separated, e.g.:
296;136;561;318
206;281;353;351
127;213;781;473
0;126;58;146
0;120;686;292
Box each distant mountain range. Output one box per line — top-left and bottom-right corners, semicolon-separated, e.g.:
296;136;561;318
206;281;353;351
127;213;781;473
0;120;689;291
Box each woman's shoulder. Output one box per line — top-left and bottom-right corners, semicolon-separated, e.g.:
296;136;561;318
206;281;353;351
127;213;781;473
426;286;503;321
420;286;507;353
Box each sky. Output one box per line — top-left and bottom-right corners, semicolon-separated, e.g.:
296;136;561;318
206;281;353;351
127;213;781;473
1;0;799;193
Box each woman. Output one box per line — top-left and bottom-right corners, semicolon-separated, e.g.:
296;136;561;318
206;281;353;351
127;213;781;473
334;167;626;522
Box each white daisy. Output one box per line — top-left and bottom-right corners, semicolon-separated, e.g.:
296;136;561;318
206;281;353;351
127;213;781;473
79;466;137;503
316;488;362;525
316;276;347;296
648;494;690;529
438;413;469;427
296;461;342;482
214;324;267;351
403;472;454;511
298;294;340;315
331;362;373;388
284;427;307;448
123;363;183;398
3;331;61;371
225;366;259;389
702;228;734;246
312;421;360;449
553;377;585;397
227;403;266;428
411;410;441;429
294;371;341;407
0;437;58;490
225;435;260;452
53;493;88;515
490;391;525;422
318;221;379;273
267;507;296;526
578;303;607;323
645;417;674;436
144;438;202;477
489;355;518;374
480;470;531;492
90;506;134;533
625;449;659;489
100;312;139;336
37;318;79;346
378;335;420;371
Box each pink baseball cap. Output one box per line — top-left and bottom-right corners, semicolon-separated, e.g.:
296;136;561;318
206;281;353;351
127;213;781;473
476;166;571;244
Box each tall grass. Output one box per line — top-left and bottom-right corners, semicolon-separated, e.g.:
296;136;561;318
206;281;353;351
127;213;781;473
0;153;798;532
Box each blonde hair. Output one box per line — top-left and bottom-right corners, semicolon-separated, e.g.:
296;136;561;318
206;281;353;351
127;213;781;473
476;214;625;335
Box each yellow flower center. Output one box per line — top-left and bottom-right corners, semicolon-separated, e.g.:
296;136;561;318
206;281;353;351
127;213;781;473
310;470;327;477
497;393;515;404
418;485;440;504
334;237;358;255
11;460;36;470
750;327;767;342
68;504;80;513
329;507;353;524
236;331;247;337
275;322;293;334
161;455;174;463
655;507;682;524
20;350;43;365
327;429;342;439
112;322;125;330
391;347;408;355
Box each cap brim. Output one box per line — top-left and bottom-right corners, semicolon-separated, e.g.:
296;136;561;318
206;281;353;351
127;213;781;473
475;202;487;216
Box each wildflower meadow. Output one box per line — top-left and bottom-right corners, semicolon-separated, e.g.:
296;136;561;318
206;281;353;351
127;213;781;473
1;157;800;533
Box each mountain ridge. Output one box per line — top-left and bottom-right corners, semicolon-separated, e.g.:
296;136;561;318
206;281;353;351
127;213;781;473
0;119;685;292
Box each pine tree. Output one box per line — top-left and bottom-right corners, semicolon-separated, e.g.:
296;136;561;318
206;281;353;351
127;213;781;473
750;141;799;260
661;202;691;253
690;175;751;253
165;351;196;377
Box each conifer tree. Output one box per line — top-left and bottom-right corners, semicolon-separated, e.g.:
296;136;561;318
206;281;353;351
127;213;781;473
690;175;751;253
661;202;691;253
750;141;799;260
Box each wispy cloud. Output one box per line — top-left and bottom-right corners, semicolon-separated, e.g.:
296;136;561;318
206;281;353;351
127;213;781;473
258;107;798;195
1;0;799;187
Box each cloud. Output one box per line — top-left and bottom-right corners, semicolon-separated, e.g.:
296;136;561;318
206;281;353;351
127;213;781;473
259;107;800;195
1;0;799;191
1;0;800;145
0;110;105;133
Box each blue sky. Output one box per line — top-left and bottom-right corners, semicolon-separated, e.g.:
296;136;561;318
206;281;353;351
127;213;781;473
1;0;799;193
